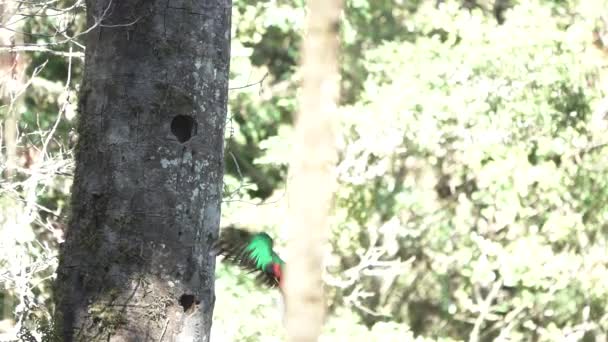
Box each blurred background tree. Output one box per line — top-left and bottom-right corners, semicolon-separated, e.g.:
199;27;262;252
2;0;608;341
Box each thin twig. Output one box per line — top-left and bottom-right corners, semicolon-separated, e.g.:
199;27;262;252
229;72;269;91
158;318;170;341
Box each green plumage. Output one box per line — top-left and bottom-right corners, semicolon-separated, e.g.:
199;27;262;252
245;233;284;270
213;226;285;288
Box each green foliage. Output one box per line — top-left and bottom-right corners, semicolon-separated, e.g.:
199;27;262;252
0;0;82;338
5;0;608;340
221;0;608;340
329;1;608;339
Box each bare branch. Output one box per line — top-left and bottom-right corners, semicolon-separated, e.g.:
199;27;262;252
469;279;503;342
0;44;84;58
229;72;268;91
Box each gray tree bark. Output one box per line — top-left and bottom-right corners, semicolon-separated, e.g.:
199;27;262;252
53;1;231;341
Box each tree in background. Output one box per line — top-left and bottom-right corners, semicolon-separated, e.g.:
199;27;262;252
0;1;86;339
284;0;342;341
0;0;26;176
52;0;231;340
0;0;30;335
218;0;608;340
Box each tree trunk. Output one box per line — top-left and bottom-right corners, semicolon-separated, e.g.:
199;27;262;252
53;1;231;341
0;0;26;177
0;2;29;334
284;0;342;341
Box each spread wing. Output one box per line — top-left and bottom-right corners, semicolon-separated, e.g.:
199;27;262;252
213;226;281;288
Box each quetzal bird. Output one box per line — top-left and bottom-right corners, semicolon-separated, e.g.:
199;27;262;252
213;226;285;289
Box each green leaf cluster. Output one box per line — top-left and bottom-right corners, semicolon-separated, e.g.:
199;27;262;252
219;0;608;340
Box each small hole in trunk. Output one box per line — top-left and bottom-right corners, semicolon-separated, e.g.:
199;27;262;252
179;294;198;312
171;115;197;143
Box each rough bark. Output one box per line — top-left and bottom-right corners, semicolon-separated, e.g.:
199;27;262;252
53;1;231;341
284;0;342;341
